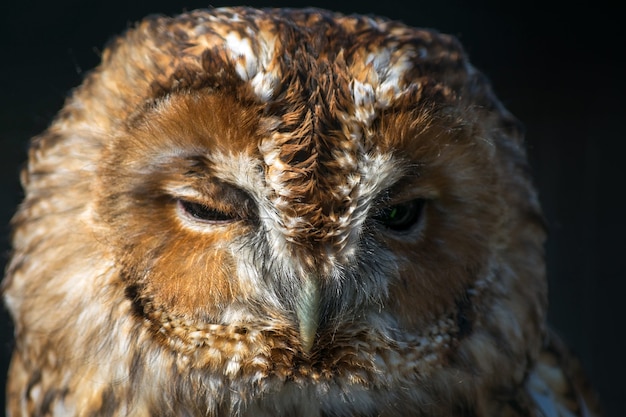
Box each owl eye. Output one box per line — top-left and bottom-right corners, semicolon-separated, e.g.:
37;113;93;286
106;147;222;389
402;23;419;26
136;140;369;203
177;199;237;223
374;199;425;231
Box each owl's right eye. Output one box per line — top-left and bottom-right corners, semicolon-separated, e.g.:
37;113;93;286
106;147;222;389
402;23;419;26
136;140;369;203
177;199;237;223
373;199;425;232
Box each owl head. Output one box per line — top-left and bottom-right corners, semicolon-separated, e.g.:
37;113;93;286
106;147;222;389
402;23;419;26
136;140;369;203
3;7;548;415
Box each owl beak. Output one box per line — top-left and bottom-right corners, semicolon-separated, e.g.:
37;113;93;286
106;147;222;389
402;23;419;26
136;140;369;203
295;275;320;354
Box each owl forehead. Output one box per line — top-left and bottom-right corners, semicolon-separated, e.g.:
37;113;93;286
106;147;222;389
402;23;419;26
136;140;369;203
169;8;430;107
205;13;415;248
213;20;414;109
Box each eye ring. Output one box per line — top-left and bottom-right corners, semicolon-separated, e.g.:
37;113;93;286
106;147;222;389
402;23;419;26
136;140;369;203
176;199;237;224
373;199;425;232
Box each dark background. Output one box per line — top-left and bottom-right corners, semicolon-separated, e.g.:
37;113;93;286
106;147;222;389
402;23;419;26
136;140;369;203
0;1;623;415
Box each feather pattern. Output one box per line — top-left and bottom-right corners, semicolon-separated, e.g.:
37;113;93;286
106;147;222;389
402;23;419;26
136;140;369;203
2;6;600;417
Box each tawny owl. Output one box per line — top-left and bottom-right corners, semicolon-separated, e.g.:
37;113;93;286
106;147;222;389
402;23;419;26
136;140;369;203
2;6;600;417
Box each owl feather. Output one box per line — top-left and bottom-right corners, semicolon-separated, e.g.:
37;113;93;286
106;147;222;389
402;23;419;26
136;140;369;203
2;7;600;417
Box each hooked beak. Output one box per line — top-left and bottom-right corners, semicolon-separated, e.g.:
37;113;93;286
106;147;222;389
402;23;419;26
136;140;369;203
295;275;320;354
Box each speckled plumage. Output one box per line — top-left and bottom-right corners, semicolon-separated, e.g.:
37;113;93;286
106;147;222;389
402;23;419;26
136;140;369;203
2;6;600;417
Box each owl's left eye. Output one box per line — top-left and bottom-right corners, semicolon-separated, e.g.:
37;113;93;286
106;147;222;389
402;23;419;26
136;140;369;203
177;199;237;223
374;199;425;232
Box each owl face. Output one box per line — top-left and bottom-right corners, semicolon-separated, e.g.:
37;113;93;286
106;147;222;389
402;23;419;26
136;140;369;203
100;8;507;359
104;88;495;356
4;7;548;415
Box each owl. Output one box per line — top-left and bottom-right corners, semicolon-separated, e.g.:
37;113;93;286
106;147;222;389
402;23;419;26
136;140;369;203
2;6;600;417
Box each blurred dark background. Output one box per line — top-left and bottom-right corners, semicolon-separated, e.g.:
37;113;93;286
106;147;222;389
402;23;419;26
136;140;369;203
0;1;624;415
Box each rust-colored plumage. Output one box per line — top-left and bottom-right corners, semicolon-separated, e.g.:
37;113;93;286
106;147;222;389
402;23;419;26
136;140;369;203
2;6;600;416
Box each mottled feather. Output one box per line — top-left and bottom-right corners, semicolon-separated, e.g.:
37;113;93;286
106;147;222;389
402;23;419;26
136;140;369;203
2;6;600;417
